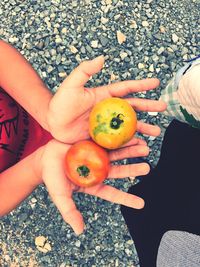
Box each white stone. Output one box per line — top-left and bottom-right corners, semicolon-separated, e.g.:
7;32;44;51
75;240;81;247
127;239;134;245
172;33;179;43
152;55;159;62
148;111;158;116
55;37;62;44
101;17;109;24
69;45;78;53
91;40;99;48
35;236;52;253
138;63;145;69
44;17;51;28
149;64;154;72
4;255;10;261
130;20;138;29
167;47;174;53
142;21;149;27
61;27;68;34
105;0;112;4
159;25;166;33
31;197;37;203
35;236;46;247
157;47;165;55
114;14;121;20
120;51;128;60
58;72;67;78
8;36;19;43
156;67;161;73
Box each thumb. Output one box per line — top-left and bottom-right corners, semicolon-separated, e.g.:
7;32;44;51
61;55;104;88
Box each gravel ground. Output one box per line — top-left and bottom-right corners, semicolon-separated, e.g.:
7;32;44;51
0;0;199;266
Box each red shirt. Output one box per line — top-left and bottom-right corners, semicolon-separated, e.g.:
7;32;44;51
0;88;51;172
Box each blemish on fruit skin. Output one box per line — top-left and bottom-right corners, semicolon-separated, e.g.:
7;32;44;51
96;114;102;123
93;123;108;137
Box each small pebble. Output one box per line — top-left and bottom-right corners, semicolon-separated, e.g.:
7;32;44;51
91;40;99;48
172;33;179;43
99;35;109;46
138;63;145;69
142;21;149;27
130;20;138;29
157;47;165;55
35;236;52;253
69;45;78;53
116;30;126;44
149;64;154;72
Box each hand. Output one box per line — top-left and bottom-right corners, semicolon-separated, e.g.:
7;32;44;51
47;56;167;143
40;138;150;235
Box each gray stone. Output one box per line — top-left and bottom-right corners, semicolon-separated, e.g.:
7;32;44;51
99;35;109;46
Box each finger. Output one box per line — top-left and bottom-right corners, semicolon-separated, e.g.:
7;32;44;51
109;145;149;162
84;184;145;209
108;162;150;178
127;98;167;112
51;195;85;235
120;137;147;147
61;55;104;88
96;78;160;98
137;121;161;136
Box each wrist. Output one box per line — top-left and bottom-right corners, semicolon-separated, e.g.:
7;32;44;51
37;85;52;132
31;146;45;186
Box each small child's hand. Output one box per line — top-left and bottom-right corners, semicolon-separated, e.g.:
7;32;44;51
40;137;150;235
47;56;166;144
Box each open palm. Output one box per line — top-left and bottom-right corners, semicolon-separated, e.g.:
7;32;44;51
41;138;150;235
47;56;166;143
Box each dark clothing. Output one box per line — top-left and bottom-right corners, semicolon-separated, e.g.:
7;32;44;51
121;120;200;267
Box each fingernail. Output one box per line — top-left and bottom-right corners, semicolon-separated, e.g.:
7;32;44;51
140;146;150;155
74;229;83;236
92;55;104;62
139;199;145;209
135;198;145;209
142;163;150;175
74;224;86;236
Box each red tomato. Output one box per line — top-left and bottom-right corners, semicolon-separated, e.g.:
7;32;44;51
65;140;110;187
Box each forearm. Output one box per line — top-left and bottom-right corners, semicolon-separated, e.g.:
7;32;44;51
0;40;52;131
0;146;44;216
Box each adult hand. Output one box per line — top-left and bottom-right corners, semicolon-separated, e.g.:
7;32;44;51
47;56;167;143
41;138;150;235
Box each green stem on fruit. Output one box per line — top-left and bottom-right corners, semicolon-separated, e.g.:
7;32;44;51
77;165;90;177
110;114;124;129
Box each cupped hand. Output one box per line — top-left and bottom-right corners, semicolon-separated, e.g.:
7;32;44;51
47;56;167;143
40;138;150;235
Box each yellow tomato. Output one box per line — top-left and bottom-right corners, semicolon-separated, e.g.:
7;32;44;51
89;97;137;149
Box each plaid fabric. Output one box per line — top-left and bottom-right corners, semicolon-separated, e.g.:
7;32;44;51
160;57;200;128
160;77;185;121
157;231;200;267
